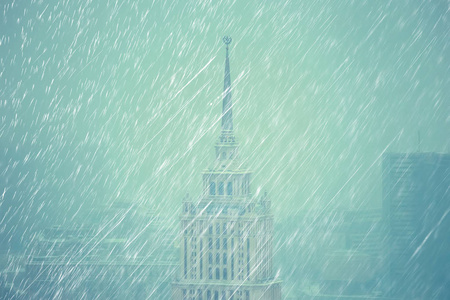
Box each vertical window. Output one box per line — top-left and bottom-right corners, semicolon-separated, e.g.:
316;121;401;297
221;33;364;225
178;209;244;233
207;290;211;300
216;223;220;235
184;238;187;279
223;238;227;250
200;257;203;279
214;291;219;300
200;239;203;279
216;238;220;250
231;254;234;279
245;291;250;300
247;238;250;278
209;225;213;235
223;223;227;235
218;182;224;195
227;182;232;195
209;253;213;264
245;177;249;194
209;238;213;250
216;268;220;280
210;182;216;195
198;289;203;300
209;267;212;279
216;253;220;265
223;253;227;265
223;268;227;280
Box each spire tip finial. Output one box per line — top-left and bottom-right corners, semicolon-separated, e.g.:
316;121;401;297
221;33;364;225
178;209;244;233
223;36;232;46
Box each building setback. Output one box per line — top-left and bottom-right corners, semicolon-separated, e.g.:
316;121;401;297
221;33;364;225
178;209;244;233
382;152;450;299
172;37;282;300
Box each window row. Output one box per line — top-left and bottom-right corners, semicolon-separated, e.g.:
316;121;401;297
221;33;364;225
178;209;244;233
184;219;271;237
209;181;233;196
208;267;228;280
206;222;248;236
208;252;227;265
206;176;250;197
208;238;228;250
182;289;250;300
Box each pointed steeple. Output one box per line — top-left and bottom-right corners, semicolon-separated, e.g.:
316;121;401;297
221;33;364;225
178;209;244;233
215;36;238;163
222;36;233;132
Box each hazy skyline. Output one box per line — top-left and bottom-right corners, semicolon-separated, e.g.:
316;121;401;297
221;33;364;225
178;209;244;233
1;0;449;250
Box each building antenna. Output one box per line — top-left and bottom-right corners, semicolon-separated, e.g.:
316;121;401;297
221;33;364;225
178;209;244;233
418;130;421;152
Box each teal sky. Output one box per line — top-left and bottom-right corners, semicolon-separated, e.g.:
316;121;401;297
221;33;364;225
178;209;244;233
1;0;449;243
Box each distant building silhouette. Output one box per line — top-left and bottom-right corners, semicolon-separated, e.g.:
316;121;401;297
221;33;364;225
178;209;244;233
21;201;177;299
285;208;384;298
382;152;450;299
320;209;384;294
172;38;282;300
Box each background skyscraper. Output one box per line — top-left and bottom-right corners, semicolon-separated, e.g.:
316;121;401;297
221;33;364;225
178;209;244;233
382;152;450;299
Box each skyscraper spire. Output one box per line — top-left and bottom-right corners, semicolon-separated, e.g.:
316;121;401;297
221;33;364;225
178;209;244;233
222;36;233;132
173;38;282;300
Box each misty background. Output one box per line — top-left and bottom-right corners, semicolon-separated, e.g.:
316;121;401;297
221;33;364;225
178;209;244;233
1;0;448;288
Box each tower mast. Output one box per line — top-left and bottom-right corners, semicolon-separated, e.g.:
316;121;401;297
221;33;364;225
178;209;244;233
222;36;233;132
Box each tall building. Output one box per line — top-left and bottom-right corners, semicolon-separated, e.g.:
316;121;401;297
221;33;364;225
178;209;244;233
172;37;282;300
382;152;450;299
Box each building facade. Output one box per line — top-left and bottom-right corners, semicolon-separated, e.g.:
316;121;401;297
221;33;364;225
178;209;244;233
172;38;281;300
382;152;450;299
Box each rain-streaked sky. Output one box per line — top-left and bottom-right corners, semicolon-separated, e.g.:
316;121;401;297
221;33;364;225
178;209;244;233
1;0;449;248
